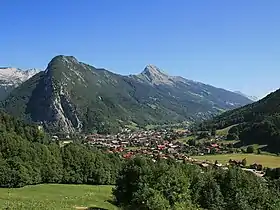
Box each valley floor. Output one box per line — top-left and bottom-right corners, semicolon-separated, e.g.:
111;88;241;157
0;184;117;210
193;154;280;168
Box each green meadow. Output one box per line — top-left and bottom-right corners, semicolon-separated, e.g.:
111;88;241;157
0;184;117;210
193;153;280;168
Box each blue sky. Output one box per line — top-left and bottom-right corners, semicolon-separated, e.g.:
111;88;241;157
1;0;280;98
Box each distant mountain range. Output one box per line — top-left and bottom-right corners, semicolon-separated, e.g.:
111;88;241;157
0;67;40;100
234;91;258;102
0;55;252;133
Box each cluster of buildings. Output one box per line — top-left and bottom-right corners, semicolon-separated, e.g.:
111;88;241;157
85;129;185;149
188;142;236;156
84;129;235;161
53;128;265;178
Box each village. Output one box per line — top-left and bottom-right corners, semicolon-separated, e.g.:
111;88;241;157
82;128;265;177
53;127;266;178
85;129;233;156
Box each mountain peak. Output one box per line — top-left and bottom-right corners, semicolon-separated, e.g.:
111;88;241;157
0;67;40;100
142;64;167;76
1;56;253;133
0;67;39;80
140;65;172;85
45;55;80;74
0;67;18;72
50;55;79;64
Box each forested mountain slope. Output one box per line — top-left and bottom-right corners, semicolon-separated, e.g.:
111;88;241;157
200;89;280;152
2;55;252;133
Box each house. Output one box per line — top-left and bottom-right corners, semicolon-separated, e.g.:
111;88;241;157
228;159;242;166
59;140;73;147
167;148;176;154
52;135;59;141
157;145;166;150
204;147;211;154
215;163;223;167
200;163;209;168
123;152;133;159
210;143;219;148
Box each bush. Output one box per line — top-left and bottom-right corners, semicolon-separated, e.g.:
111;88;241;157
246;146;255;153
241;158;247;166
226;133;239;140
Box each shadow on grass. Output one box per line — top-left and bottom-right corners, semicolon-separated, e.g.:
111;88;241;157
107;199;117;206
233;141;244;148
86;200;117;210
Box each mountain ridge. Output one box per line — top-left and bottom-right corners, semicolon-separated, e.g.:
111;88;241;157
1;55;253;133
0;67;40;100
234;91;258;102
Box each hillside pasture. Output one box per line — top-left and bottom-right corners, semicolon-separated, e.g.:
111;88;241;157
193;154;280;168
216;124;238;136
0;184;117;210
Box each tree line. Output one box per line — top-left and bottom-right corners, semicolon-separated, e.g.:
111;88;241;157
0;138;123;188
113;156;280;210
0;111;123;187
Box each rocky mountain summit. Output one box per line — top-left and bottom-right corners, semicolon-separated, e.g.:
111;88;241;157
1;55;252;133
0;67;40;100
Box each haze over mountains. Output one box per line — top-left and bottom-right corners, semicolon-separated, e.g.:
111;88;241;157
234;91;258;102
0;55;253;133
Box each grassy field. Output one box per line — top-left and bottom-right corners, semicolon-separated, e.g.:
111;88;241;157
219;140;240;145
216;124;238;136
0;184;118;210
193;154;280;168
177;135;196;143
239;144;267;150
